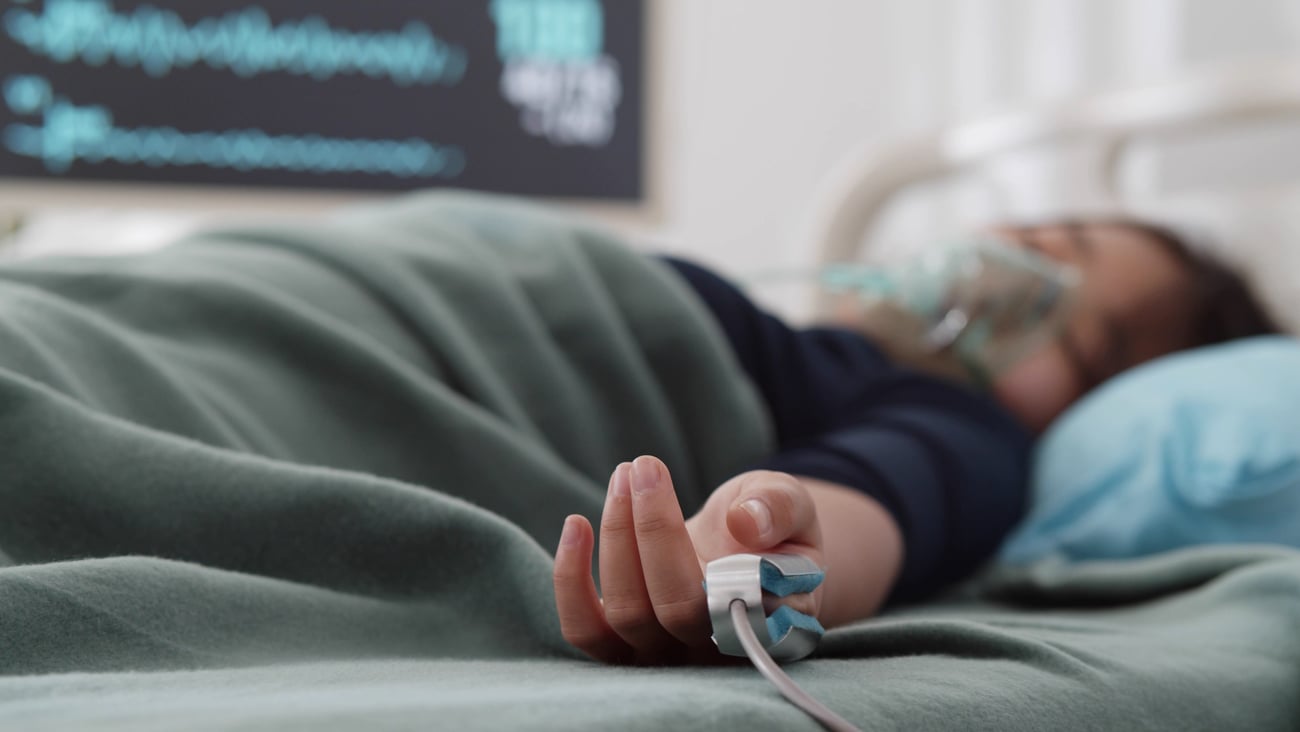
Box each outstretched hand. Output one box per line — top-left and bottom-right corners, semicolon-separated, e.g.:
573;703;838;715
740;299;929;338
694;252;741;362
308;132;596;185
553;455;824;665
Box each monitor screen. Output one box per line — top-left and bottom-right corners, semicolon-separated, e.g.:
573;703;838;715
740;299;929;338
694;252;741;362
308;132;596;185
0;0;644;199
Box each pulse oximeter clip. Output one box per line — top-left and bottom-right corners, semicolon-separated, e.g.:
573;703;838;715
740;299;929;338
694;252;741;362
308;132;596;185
705;553;825;662
704;553;861;732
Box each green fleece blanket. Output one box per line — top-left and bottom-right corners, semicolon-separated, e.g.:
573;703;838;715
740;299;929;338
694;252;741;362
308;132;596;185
1;192;1298;731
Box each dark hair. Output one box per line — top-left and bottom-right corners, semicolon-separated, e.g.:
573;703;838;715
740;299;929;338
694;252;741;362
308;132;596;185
1118;220;1282;347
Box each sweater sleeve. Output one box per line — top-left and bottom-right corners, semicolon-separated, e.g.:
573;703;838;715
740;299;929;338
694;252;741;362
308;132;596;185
662;256;1032;601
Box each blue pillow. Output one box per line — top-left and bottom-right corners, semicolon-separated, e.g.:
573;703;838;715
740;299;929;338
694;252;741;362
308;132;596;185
999;336;1300;565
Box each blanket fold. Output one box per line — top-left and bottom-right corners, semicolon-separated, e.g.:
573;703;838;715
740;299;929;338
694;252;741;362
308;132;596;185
0;191;772;674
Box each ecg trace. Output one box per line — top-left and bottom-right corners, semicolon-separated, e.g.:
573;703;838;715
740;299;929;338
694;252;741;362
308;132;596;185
3;75;466;179
4;0;468;86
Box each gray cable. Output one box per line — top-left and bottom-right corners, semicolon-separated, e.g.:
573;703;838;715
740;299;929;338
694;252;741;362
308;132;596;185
730;600;862;732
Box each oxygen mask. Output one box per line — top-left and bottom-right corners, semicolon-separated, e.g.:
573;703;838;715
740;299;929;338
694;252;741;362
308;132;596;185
820;235;1081;385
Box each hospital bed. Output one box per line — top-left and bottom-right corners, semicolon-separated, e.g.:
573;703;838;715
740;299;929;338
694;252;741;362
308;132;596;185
1;62;1300;732
803;58;1300;334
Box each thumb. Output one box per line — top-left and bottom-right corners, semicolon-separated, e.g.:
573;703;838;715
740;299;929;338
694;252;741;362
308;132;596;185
724;472;819;550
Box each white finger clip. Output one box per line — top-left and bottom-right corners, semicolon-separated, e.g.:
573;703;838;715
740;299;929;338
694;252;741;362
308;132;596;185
705;553;861;732
705;553;825;662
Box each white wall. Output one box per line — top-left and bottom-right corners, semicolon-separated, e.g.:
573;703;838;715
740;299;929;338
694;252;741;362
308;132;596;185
646;0;911;272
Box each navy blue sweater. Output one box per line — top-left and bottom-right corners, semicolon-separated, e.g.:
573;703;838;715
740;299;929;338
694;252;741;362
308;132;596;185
664;258;1032;601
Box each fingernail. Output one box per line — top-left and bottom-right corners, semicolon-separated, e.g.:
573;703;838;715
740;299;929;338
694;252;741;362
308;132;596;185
611;463;632;498
630;457;659;496
559;516;581;548
741;499;773;541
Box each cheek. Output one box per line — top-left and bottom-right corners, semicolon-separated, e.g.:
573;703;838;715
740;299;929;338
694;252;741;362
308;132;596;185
991;346;1081;432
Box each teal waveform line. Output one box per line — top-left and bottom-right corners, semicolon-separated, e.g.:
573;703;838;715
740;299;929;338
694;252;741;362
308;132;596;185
3;76;465;179
4;0;467;86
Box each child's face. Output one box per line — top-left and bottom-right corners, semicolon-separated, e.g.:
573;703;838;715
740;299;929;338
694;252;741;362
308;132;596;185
990;223;1197;432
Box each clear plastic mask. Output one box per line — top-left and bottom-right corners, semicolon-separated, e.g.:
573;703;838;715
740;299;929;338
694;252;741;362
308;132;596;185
820;235;1081;383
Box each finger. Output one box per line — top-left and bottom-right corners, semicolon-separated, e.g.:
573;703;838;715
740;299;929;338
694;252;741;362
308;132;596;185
554;515;632;664
627;456;711;646
598;462;683;656
724;471;821;550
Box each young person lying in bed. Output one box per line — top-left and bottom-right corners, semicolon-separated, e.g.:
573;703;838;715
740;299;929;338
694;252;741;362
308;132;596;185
553;221;1279;665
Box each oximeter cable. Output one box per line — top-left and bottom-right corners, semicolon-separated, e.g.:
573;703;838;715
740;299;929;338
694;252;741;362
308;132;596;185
706;553;863;731
729;600;862;732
